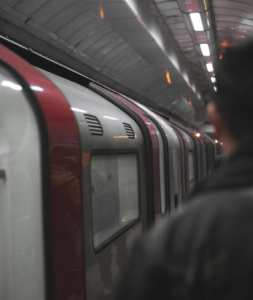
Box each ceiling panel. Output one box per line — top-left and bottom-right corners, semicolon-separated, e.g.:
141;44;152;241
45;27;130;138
67;19;104;45
77;25;112;51
56;10;97;38
84;31;118;56
137;74;160;89
105;18;142;32
174;33;191;40
2;0;19;6
215;14;253;27
169;22;186;30
110;52;141;71
117;30;152;42
130;69;156;83
215;8;253;20
129;40;159;50
156;1;179;10
82;0;122;3
93;37;124;60
122;61;148;77
161;9;181;17
30;0;77;25
214;0;253;11
109;54;135;71
99;42;129;65
44;1;89;32
170;28;189;35
153;0;167;3
14;0;48;16
87;3;133;19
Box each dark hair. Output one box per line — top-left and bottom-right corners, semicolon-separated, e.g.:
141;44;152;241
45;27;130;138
215;39;253;142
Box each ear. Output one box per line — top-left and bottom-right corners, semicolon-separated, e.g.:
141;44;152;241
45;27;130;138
206;102;225;140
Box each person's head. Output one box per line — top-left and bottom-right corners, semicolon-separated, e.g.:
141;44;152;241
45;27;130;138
207;39;253;155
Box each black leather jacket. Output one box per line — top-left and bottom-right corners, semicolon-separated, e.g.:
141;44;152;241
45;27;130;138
116;142;253;300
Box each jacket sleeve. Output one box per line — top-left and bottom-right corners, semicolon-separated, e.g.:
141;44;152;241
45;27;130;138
115;230;170;300
114;198;225;300
114;211;197;300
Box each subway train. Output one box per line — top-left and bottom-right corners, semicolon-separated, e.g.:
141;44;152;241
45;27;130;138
0;44;222;300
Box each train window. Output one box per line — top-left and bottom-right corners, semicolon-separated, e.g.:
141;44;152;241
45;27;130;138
202;141;207;179
181;131;195;193
91;153;139;249
0;64;46;298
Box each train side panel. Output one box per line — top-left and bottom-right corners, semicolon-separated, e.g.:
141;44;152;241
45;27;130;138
0;57;47;300
0;45;85;300
41;70;148;300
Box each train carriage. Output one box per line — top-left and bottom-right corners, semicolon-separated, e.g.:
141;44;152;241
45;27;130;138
0;44;219;300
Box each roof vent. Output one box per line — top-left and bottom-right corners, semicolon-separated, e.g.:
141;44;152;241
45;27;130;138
84;114;103;136
123;123;135;139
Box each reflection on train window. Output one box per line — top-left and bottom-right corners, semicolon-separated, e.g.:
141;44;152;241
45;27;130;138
91;154;139;249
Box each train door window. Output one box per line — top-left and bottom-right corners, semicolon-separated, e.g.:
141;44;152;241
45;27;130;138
0;64;47;299
172;127;187;201
90;153;139;249
182;132;195;192
202;140;207;179
188;151;195;191
163;125;182;210
146;117;166;215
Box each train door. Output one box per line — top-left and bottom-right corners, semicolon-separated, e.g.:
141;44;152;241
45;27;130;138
0;61;50;299
169;122;201;188
44;74;149;300
145;117;166;215
149;118;183;211
124;101;182;212
204;134;217;172
165;125;183;209
202;135;214;174
200;137;208;180
171;126;188;202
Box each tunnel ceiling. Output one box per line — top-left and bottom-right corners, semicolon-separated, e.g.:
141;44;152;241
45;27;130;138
214;0;253;53
0;0;251;123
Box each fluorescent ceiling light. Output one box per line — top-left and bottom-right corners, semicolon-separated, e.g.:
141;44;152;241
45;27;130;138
211;77;216;83
206;63;213;72
214;86;217;92
200;44;210;56
190;13;204;31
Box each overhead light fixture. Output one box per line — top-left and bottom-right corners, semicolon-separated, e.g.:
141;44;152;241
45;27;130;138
190;13;204;31
211;77;216;83
206;63;213;72
200;44;210;56
214;86;217;92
